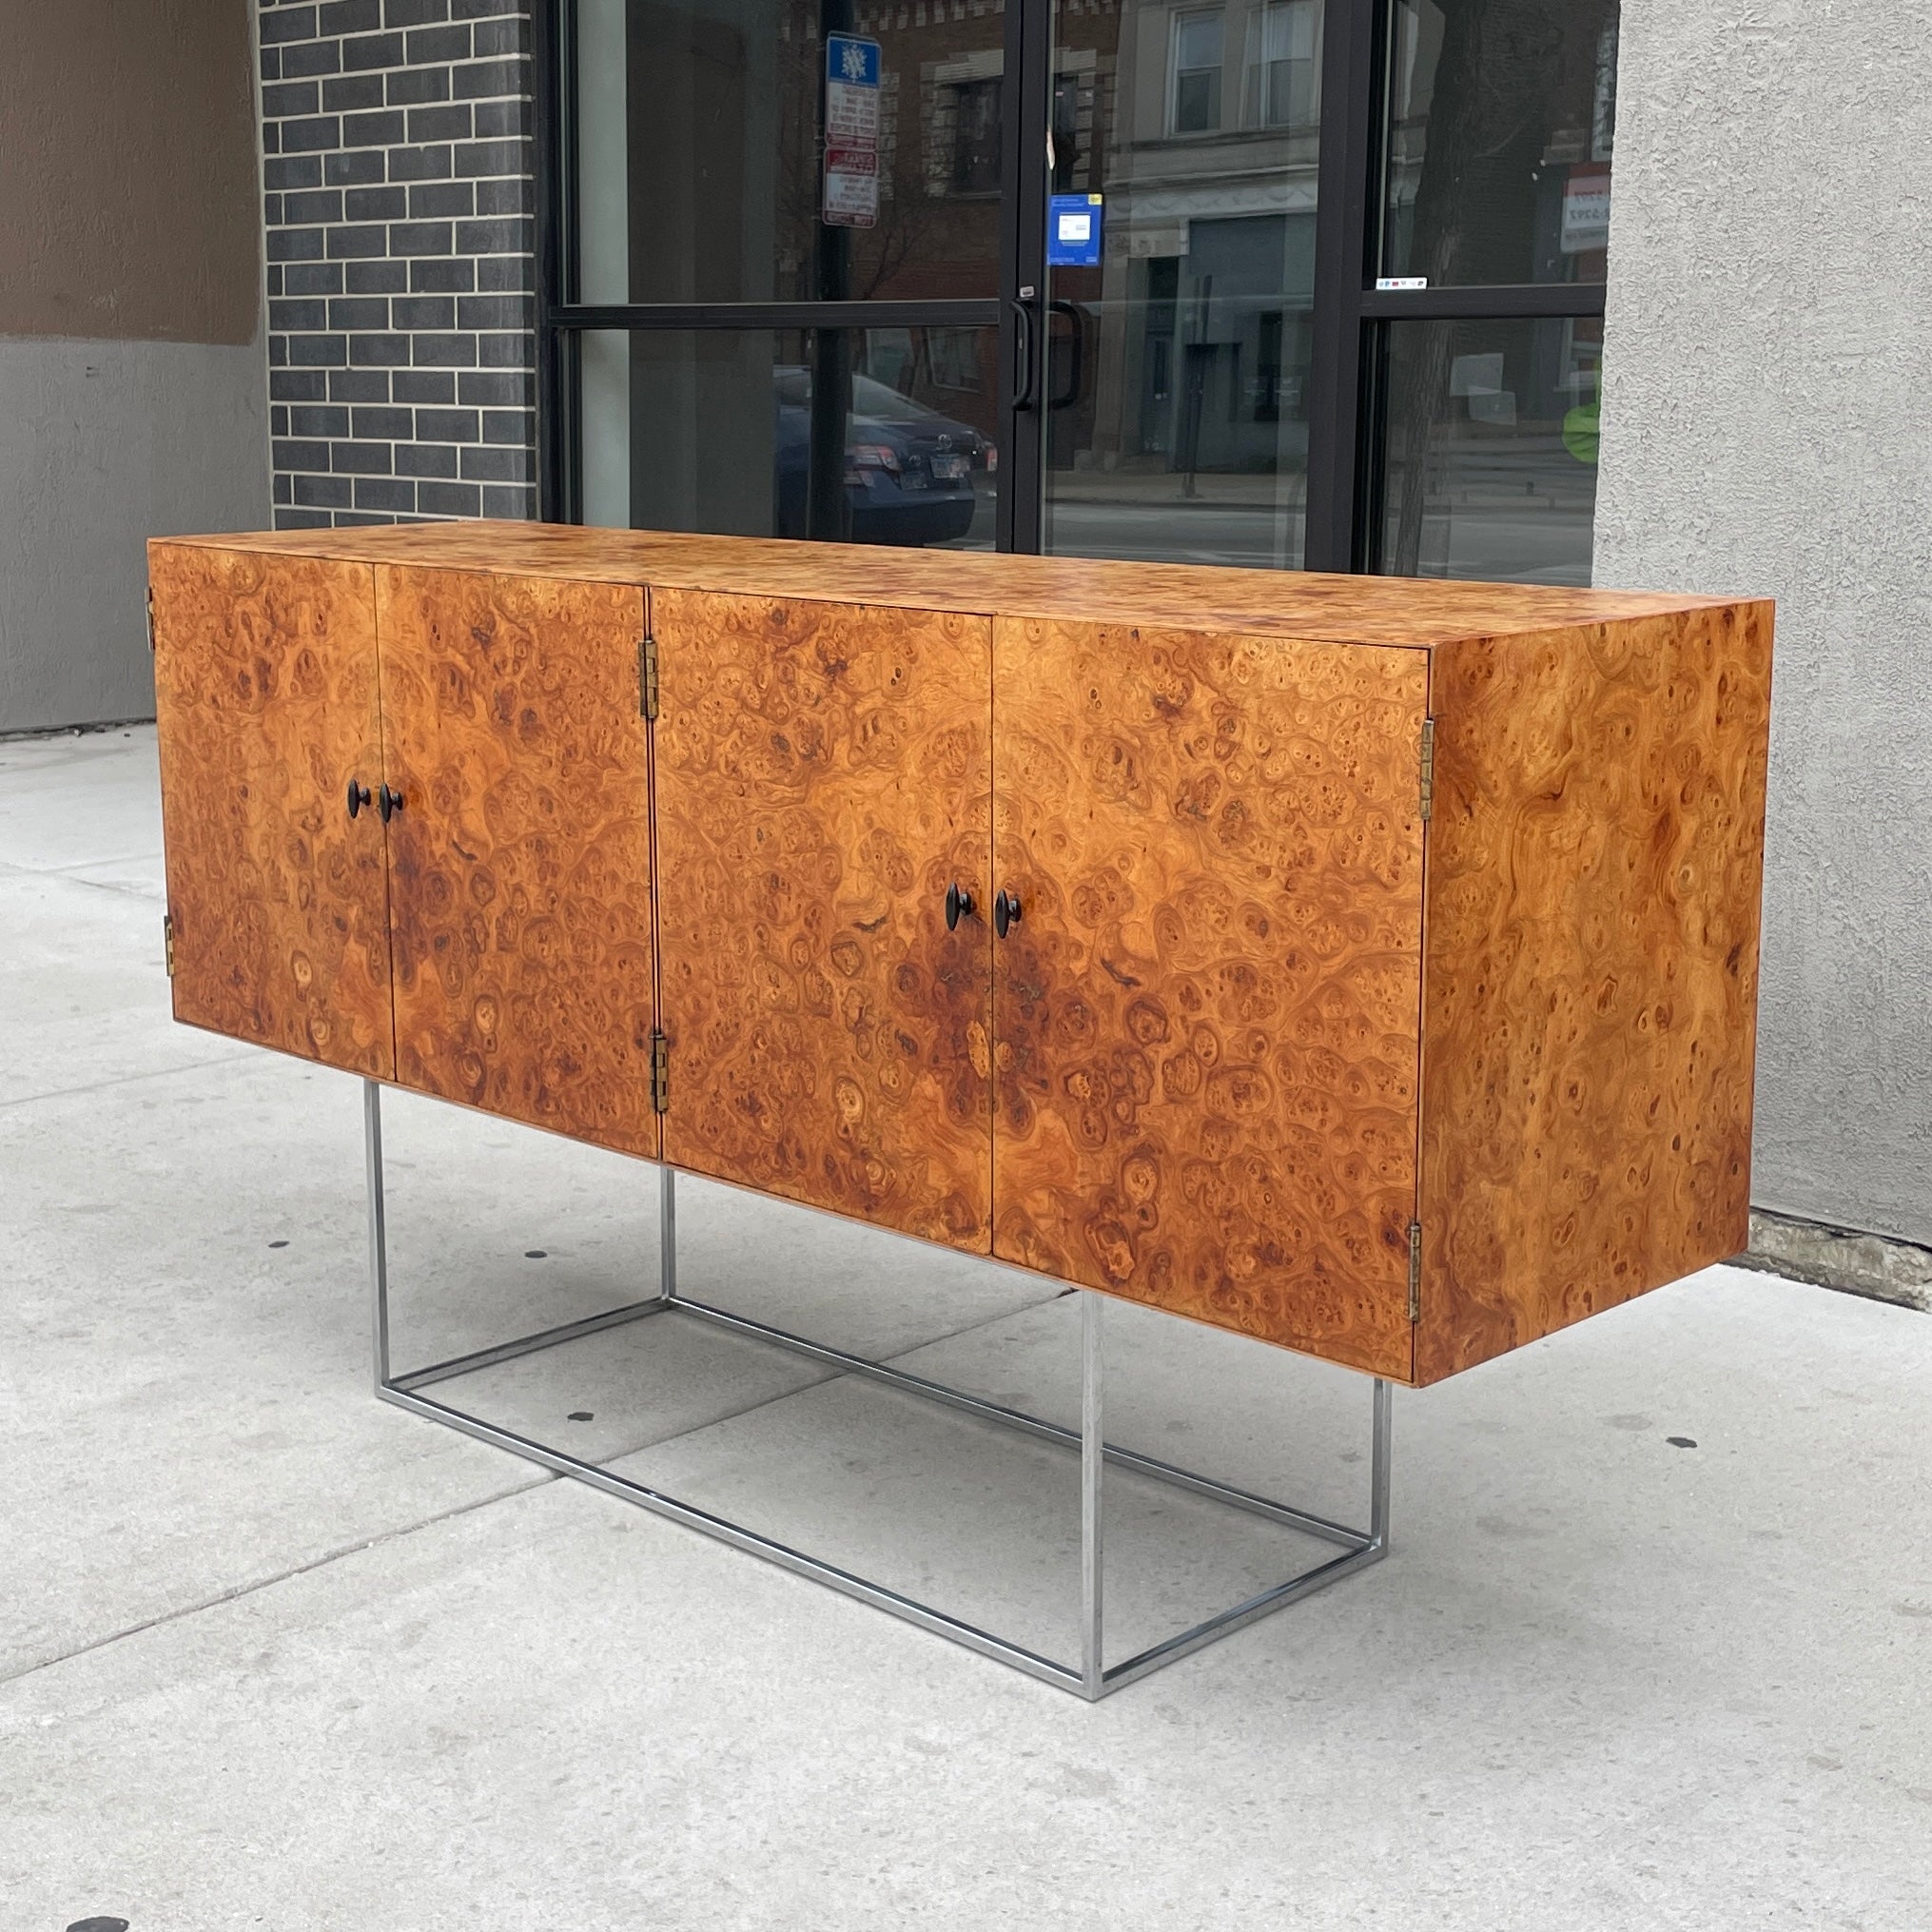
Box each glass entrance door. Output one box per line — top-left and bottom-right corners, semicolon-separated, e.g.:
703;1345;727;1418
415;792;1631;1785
1036;0;1323;567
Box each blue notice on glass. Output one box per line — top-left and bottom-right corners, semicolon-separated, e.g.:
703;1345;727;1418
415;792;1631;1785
1047;193;1103;267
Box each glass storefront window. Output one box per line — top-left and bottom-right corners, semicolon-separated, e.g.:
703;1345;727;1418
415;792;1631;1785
1381;0;1618;288
1372;315;1601;585
579;327;999;549
573;0;1007;305
556;0;1616;579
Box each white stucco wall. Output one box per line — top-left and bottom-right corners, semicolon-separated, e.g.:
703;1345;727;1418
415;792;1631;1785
1594;2;1932;1243
0;337;268;732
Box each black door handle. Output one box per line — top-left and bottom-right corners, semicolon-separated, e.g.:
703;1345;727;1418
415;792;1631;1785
1047;300;1085;410
1010;299;1038;411
993;889;1022;939
346;779;370;819
378;784;403;824
945;881;974;930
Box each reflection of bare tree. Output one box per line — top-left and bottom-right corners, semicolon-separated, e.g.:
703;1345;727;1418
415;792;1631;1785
774;29;824;299
1385;0;1607;574
773;171;957;302
849;200;953;301
770;45;960;302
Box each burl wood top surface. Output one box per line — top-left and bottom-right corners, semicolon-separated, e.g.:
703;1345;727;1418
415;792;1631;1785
1416;603;1773;1382
161;522;1740;647
991;619;1427;1378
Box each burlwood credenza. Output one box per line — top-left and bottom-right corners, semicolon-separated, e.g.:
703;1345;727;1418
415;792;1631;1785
147;522;1771;1693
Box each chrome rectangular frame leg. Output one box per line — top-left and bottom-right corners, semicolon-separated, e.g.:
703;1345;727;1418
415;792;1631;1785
363;1080;1392;1700
365;1076;390;1395
659;1162;676;1303
1082;1290;1104;1697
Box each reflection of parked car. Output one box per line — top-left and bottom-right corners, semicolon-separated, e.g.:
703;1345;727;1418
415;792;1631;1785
774;369;994;546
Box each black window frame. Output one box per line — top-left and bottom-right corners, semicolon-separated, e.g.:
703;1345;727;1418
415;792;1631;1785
1307;0;1610;573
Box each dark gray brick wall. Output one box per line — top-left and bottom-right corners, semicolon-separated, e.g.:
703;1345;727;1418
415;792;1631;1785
258;0;537;528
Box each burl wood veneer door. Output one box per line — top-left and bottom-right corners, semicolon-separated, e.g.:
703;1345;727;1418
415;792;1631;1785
991;619;1429;1378
654;589;993;1249
374;567;659;1157
149;544;395;1077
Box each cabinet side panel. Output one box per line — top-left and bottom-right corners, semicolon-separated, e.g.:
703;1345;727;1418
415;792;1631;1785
992;619;1428;1378
148;542;393;1076
1416;603;1773;1383
654;589;994;1250
376;567;658;1158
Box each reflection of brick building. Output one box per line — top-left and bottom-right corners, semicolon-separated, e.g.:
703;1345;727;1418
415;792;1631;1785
752;3;1025;448
843;1;1009;302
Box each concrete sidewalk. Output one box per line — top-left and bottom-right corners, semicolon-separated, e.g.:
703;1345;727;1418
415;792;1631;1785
2;728;1927;1930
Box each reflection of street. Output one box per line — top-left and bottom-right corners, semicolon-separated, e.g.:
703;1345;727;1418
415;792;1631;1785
1041;444;1593;583
1047;498;1591;582
1044;495;1306;568
1379;437;1595;585
929;454;1593;583
1044;469;1306;565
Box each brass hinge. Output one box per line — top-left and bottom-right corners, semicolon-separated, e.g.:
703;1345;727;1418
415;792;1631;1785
1418;716;1436;823
146;588;157;653
650;1029;670;1113
639;634;659;720
163;912;177;978
1407;1220;1422;1322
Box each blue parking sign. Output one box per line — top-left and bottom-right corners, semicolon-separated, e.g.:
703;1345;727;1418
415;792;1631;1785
827;34;880;88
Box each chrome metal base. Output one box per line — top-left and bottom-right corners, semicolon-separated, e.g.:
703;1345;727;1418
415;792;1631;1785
364;1080;1393;1700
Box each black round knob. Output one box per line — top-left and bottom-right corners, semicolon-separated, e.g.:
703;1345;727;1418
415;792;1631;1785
379;784;402;823
994;889;1022;939
945;881;974;930
346;779;370;819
